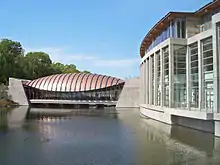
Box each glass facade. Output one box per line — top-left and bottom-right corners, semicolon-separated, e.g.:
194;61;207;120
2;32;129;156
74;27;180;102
200;14;212;32
156;51;161;106
189;43;199;108
146;58;150;104
202;37;214;110
141;2;220;114
173;45;187;108
146;19;186;52
163;46;169;107
151;55;154;105
143;36;216;112
24;85;124;101
176;19;186;38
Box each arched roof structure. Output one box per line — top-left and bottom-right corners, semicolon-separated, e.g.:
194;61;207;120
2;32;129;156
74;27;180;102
25;73;124;92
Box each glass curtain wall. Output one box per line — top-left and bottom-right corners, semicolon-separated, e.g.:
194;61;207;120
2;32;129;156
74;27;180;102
146;18;186;52
189;43;199;108
151;55;154;105
202;37;214;111
176;19;186;38
24;85;124;101
173;45;187;108
147;58;150;104
200;14;212;32
163;46;169;107
156;51;161;106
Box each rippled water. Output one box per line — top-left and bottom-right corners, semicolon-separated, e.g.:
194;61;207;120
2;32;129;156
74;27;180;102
1;107;220;165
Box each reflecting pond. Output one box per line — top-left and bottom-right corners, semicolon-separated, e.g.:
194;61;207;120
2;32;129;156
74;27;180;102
1;107;220;165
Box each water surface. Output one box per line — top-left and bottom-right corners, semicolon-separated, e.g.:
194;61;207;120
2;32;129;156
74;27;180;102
0;107;220;165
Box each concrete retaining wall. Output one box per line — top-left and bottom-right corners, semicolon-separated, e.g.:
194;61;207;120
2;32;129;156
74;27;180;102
140;106;172;124
116;77;140;108
172;115;214;133
8;78;29;106
140;104;218;135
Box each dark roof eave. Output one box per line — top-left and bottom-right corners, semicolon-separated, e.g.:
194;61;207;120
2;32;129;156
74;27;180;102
140;1;220;58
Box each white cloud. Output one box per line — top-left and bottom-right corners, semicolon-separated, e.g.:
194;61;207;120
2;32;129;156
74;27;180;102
25;47;95;63
94;58;140;67
25;46;139;68
68;54;96;61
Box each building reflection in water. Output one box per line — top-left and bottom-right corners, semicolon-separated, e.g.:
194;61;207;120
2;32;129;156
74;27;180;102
139;117;220;164
2;107;220;164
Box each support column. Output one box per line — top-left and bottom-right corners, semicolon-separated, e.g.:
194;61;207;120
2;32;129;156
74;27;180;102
149;57;152;105
186;45;191;110
213;23;219;113
198;40;203;110
154;53;157;105
160;49;164;106
143;61;146;104
146;60;149;105
140;63;144;104
169;44;174;108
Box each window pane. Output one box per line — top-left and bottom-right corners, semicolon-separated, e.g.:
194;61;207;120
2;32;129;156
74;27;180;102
173;45;187;108
163;46;169;107
189;42;199;108
202;37;213;110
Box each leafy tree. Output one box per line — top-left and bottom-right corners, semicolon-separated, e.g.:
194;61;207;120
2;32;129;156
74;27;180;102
51;62;65;73
83;70;90;74
24;52;53;79
0;38;91;84
0;39;24;84
52;63;80;73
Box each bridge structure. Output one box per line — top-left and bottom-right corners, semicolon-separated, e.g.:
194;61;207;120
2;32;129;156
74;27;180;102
29;99;117;108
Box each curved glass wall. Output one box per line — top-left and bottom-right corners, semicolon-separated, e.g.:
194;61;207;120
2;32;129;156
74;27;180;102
189;42;199;108
163;46;169;107
151;55;154;105
173;45;187;108
156;51;161;106
202;37;213;111
146;19;186;52
24;85;124;102
147;58;150;104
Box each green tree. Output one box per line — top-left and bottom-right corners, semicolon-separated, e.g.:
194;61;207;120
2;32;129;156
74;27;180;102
24;52;53;79
63;64;79;73
51;62;64;73
0;39;24;84
83;70;90;74
51;62;80;74
0;38;91;84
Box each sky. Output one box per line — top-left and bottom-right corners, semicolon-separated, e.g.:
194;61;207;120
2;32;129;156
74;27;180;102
0;0;211;79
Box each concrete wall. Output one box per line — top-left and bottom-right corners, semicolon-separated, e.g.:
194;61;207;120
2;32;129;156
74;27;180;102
140;106;172;124
116;77;140;108
8;78;29;106
172;115;214;133
141;106;215;134
215;121;220;137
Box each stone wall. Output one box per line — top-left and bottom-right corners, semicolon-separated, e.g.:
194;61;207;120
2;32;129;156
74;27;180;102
116;77;140;108
8;78;29;106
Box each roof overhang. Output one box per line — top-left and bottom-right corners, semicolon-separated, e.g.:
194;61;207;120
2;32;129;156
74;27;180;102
140;1;220;58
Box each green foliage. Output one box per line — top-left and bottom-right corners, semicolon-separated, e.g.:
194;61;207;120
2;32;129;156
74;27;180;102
0;39;90;84
24;52;53;79
82;70;90;74
0;83;8;99
0;39;25;84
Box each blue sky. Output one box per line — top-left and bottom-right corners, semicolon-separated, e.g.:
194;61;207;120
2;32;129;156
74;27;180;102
0;0;210;79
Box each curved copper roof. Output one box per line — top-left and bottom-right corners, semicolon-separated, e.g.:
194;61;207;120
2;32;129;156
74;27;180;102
25;73;124;92
140;1;220;58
